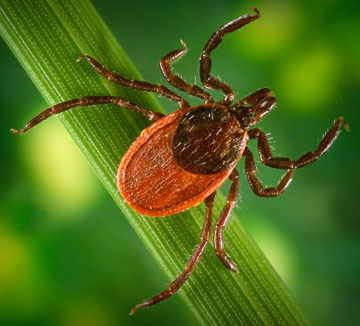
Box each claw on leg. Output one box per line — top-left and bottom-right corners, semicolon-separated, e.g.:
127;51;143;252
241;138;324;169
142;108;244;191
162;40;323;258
214;169;239;273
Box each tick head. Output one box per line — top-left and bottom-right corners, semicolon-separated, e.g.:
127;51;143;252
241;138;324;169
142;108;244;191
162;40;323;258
231;88;277;129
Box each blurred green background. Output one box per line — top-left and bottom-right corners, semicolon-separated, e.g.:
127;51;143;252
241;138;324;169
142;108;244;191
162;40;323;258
0;0;359;325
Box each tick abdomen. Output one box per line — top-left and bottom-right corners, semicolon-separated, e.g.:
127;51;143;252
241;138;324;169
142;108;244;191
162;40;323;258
172;104;246;174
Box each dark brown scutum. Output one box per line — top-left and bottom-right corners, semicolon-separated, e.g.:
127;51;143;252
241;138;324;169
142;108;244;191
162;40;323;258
172;105;246;174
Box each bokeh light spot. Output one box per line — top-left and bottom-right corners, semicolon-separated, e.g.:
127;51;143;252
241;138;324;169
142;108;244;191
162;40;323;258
61;299;117;326
232;2;298;59
277;46;340;112
22;118;101;218
247;216;298;285
0;222;31;299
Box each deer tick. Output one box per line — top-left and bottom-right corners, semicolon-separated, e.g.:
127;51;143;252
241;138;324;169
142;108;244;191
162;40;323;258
12;7;348;314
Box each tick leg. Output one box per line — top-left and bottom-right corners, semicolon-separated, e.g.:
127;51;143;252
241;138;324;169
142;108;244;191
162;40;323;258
10;96;164;134
243;147;293;197
77;55;189;109
248;117;349;170
200;7;261;105
160;40;213;103
214;169;239;273
130;192;216;315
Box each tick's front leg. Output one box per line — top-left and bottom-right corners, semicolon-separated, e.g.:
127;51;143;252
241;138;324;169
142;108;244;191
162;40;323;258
78;55;189;109
200;7;261;105
160;40;213;103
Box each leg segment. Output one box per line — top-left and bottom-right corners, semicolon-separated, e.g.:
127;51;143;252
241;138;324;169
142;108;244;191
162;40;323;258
200;7;261;105
248;117;349;170
130;192;216;315
77;55;189;109
214;169;240;273
160;40;213;103
243;147;293;197
11;96;164;134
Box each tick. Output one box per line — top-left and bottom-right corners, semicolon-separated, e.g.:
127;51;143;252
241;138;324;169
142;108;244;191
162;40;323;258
12;7;348;314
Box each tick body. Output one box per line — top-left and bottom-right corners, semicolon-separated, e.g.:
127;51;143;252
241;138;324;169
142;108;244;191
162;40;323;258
12;7;348;314
118;103;247;216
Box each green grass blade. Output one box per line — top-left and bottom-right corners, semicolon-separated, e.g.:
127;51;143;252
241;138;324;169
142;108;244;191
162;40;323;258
0;0;308;324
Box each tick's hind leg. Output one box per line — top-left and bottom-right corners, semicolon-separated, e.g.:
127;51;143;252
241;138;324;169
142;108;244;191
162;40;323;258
214;169;240;273
11;96;164;134
130;192;216;315
160;41;213;103
200;7;261;105
248;117;349;170
77;55;189;109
